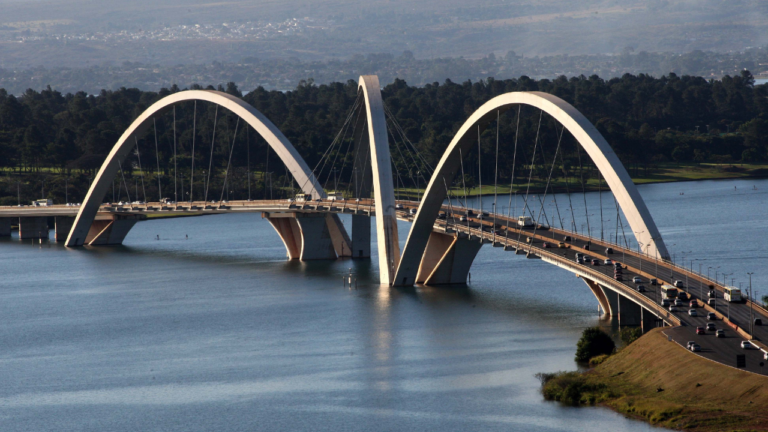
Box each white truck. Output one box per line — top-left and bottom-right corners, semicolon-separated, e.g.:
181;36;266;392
517;216;533;227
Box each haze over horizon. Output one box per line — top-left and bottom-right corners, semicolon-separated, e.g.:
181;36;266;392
0;0;766;70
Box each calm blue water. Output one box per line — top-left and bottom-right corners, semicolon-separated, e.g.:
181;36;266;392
1;178;766;431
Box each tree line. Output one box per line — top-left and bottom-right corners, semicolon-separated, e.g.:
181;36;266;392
0;71;766;205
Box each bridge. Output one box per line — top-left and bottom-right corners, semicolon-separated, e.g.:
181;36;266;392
2;75;767;373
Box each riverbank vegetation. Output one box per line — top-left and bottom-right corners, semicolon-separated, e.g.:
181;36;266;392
539;328;768;431
0;71;766;205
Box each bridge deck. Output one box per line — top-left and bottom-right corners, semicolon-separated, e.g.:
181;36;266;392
3;198;767;368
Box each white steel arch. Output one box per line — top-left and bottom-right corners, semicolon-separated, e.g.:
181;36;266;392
358;75;400;285
393;91;670;286
65;90;346;247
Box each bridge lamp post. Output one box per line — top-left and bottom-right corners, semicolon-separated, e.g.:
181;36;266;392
492;202;496;243
748;272;755;337
416;171;421;203
722;272;733;320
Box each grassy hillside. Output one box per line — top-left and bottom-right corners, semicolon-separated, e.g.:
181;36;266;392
545;329;768;431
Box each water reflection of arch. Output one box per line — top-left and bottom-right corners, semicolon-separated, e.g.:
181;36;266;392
66;90;349;247
394;91;669;286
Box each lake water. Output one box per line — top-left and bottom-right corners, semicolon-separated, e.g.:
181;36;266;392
2;178;767;431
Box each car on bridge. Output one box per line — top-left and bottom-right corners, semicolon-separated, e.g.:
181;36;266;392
438;212;447;219
605;247;614;254
395;204;404;210
678;292;689;301
591;259;600;266
460;216;467;222
687;341;696;349
669;305;680;312
604;258;613;265
633;276;642;284
690;343;701;352
706;323;716;331
615;274;624;281
517;215;532;227
558;242;566;248
690;310;699;317
674;299;685;307
660;299;671;307
674;280;685;288
741;341;756;350
542;242;551;248
650;278;658;285
637;285;646;293
707;312;717;321
716;329;725;338
410;208;417;214
563;235;571;241
690;300;698;308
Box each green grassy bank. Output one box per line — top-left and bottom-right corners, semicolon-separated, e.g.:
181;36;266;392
540;329;768;431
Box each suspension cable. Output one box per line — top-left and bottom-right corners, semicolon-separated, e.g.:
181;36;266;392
322;96;360;191
117;160;131;203
133;136;147;203
204;105;219;202
505;106;521;246
599;171;604;241
246;126;251;201
575;143;591;238
515;110;543;251
549;123;566;229
459;148;471;236
153;118;162;201
558;140;577;232
493;110;499;242
219;117;240;202
190;101;197;202
173;106;177;202
477;125;482;212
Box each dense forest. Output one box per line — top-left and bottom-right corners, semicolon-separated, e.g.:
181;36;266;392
0;71;767;205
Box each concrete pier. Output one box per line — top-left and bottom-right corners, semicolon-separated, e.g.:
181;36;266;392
351;214;371;258
85;214;142;246
416;231;484;285
55;216;75;242
18;217;49;239
0;218;11;236
264;212;337;260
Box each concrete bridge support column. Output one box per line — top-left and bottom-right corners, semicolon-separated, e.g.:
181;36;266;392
617;294;643;326
326;214;352;258
54;217;75;242
582;277;612;317
415;231;484;285
263;212;337;260
86;214;143;246
264;212;301;259
0;218;11;236
18;217;49;239
600;287;642;327
642;308;663;332
351;214;371;259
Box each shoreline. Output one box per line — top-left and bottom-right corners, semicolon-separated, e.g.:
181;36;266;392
399;173;768;199
540;329;768;431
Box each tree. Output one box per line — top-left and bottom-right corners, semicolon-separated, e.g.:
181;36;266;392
575;327;615;362
620;327;643;346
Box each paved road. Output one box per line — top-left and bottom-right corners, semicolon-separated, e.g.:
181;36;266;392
665;325;768;375
438;206;768;374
